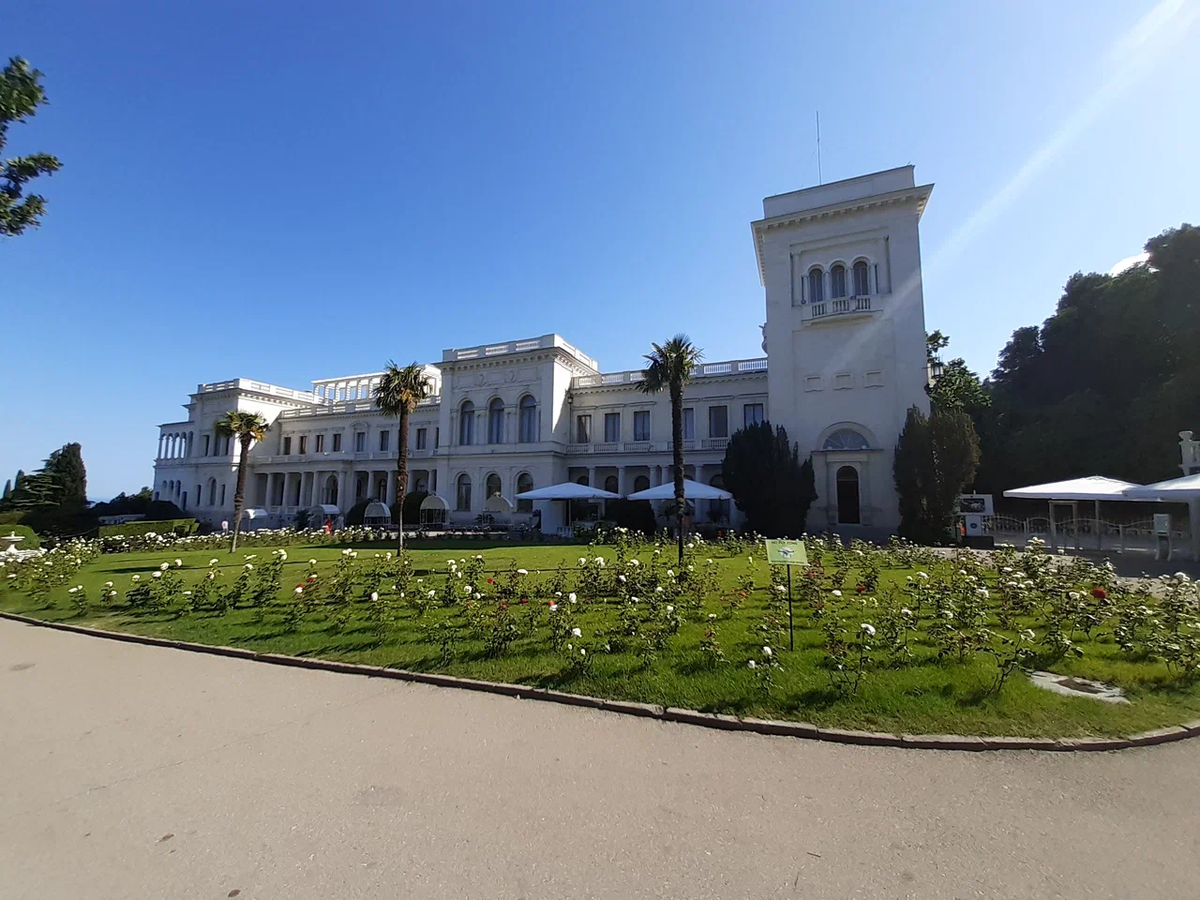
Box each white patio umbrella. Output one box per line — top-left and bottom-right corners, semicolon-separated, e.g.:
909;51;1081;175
516;482;621;501
1123;473;1200;560
516;482;620;536
626;478;732;501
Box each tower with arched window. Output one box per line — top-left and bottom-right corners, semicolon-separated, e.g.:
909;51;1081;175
752;166;933;532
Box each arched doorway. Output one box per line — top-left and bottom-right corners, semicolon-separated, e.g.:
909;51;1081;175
325;474;338;506
836;466;860;525
604;474;618;494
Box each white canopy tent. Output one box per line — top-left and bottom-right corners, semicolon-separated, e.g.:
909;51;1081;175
1123;473;1200;560
516;482;621;537
626;479;733;502
484;494;515;514
1003;476;1150;551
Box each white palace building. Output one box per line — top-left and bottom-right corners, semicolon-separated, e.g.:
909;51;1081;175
153;166;934;535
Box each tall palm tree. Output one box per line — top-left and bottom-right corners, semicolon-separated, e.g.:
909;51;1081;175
374;361;433;553
216;411;269;553
638;334;703;563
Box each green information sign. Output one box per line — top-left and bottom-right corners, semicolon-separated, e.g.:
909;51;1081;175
765;539;808;567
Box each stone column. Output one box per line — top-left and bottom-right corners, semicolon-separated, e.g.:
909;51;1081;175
336;470;348;512
264;473;277;508
386;471;398;506
587;466;596;489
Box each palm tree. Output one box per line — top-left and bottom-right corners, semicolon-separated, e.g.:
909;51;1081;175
216;411;269;554
638;334;703;563
374;361;433;553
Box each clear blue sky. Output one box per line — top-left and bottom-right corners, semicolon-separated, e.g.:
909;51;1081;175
4;0;1198;500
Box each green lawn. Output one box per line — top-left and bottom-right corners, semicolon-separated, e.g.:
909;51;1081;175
4;538;1199;738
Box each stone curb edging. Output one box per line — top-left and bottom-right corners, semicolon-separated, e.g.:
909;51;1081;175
4;610;1198;753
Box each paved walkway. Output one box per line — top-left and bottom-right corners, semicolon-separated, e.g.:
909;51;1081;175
2;619;1198;900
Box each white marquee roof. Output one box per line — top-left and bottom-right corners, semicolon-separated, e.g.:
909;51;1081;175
627;478;733;501
1123;472;1200;500
1003;476;1147;502
516;482;620;501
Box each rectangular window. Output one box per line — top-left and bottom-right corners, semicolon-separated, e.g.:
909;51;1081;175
283;436;292;455
299;435;307;454
355;432;366;452
315;434;325;453
379;430;390;451
681;408;695;441
633;410;650;442
743;403;764;428
576;415;591;444
709;405;728;439
604;412;620;443
202;435;210;456
435;427;440;448
416;428;427;450
332;433;342;452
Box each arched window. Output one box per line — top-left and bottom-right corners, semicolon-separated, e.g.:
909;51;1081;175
830;264;847;299
414;475;428;494
459;401;475;445
576;474;589;486
853;260;870;296
208;479;217;506
516;472;533;512
808;267;824;303
487;398;505;444
822;429;870;451
486;473;502;499
220;483;226;506
604;475;619;494
456;473;472;511
633;474;650;493
518;395;537;443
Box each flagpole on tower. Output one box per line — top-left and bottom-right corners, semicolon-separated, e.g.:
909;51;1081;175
816;110;822;185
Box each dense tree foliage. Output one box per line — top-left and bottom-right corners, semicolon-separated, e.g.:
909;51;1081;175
1;443;87;512
975;224;1199;491
721;422;817;537
91;487;154;517
894;406;980;544
1;57;62;237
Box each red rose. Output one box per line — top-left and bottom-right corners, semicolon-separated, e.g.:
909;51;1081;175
520;597;529;604
738;591;747;598
1091;587;1107;600
487;578;494;584
856;584;866;593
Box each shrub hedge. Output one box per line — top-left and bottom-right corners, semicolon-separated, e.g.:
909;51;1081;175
97;518;198;538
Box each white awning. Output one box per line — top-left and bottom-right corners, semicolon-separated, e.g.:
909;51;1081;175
420;494;448;512
1122;472;1200;501
308;504;341;517
1003;476;1148;502
516;482;620;501
363;501;391;522
627;478;733;501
